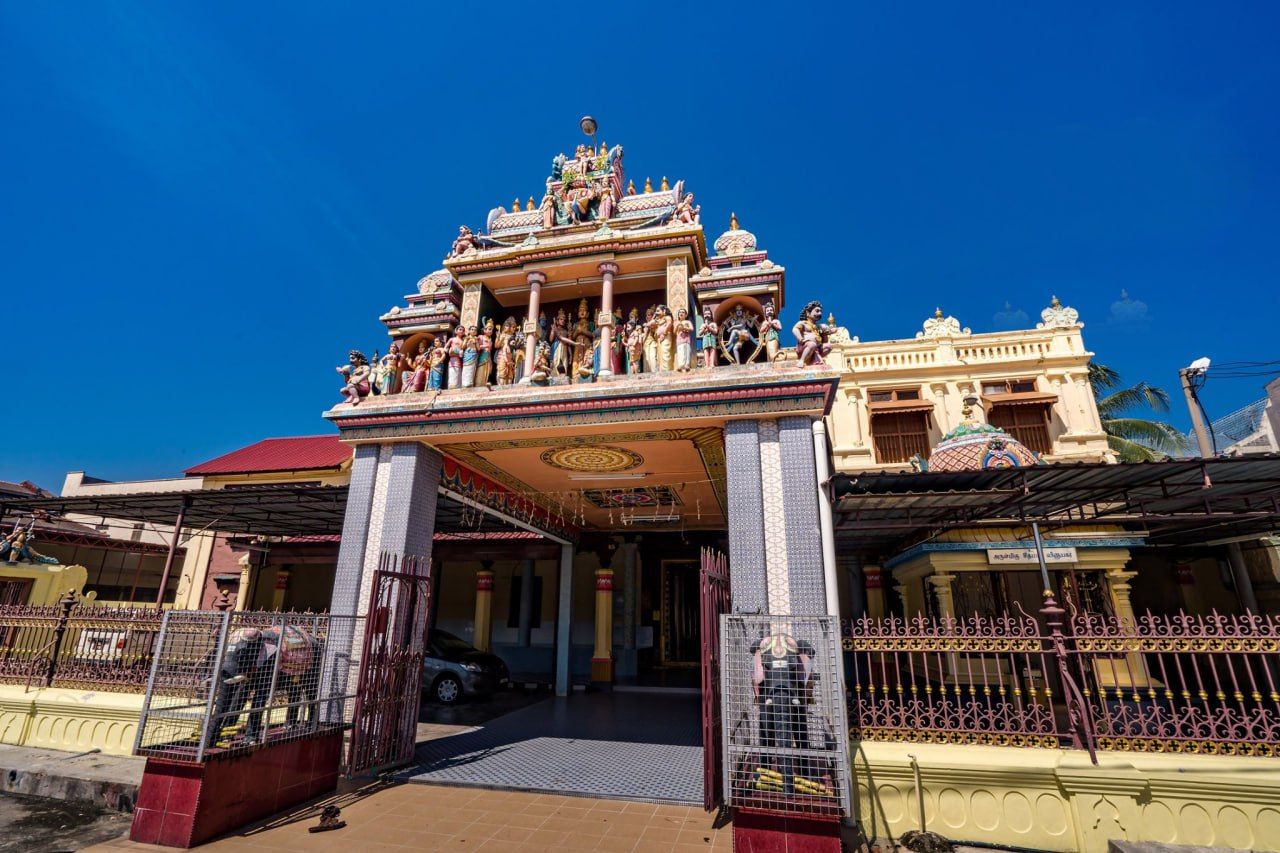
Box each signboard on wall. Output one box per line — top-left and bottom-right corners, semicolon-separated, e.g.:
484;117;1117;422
986;546;1078;566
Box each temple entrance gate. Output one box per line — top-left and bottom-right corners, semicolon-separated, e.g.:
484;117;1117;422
700;547;731;811
345;553;432;776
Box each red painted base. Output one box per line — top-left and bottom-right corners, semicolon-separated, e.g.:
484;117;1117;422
732;808;842;853
129;730;343;848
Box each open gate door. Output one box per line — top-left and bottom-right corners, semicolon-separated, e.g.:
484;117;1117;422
346;553;432;776
699;547;731;812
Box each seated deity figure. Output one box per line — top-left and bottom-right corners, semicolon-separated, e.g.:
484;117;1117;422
475;318;495;387
760;301;783;362
428;336;447;389
461;325;479;387
449;225;477;258
697;306;719;369
405;341;429;392
446;325;466;388
671;192;700;226
723;305;759;364
674;308;695;371
793;300;835;366
336;350;372;405
530;340;552;384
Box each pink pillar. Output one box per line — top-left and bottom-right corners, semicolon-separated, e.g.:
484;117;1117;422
597;262;619;378
522;270;546;382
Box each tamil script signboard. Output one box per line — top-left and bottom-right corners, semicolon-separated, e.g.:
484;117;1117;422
986;546;1078;565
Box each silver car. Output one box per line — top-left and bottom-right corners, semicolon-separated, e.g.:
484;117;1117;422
422;630;510;704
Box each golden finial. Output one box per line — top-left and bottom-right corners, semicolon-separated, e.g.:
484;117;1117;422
660;176;669;191
643;176;653;193
1051;295;1061;307
528;196;535;210
626;179;636;195
513;197;522;212
827;313;836;326
934;307;944;319
729;212;739;231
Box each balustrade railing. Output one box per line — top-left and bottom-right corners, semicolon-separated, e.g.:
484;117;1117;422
843;604;1280;761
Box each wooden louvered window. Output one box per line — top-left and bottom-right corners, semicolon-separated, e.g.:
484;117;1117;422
987;403;1052;454
871;410;932;463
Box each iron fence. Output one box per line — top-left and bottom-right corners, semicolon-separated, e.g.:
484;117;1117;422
0;597;165;692
843;602;1280;761
721;615;851;818
134;610;363;763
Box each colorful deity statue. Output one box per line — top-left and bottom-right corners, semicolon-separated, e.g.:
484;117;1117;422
461;325;479;387
512;323;527;378
373;343;400;396
697;306;719;369
475;318;494;387
674;308;695;371
793;300;835;366
337;350;372;405
761;301;783;362
671;192;700;226
642;306;659;373
428;336;447;390
539;192;556;229
405;341;429;392
0;521;58;566
446;325;465;388
449;225;478;259
495;317;517;385
571;298;595;383
625;310;645;375
530;340;552;384
551;309;573;376
723;305;759;364
610;307;625;375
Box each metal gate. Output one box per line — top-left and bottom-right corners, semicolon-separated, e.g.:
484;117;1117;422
345;552;432;776
699;547;731;811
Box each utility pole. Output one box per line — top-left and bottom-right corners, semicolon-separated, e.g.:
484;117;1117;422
1179;367;1214;458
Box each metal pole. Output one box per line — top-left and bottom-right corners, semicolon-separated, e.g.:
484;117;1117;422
812;419;842;618
1179;369;1215;458
155;497;190;608
1032;522;1053;595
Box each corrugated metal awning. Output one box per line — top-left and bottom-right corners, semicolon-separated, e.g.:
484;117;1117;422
983;391;1058;406
868;399;935;414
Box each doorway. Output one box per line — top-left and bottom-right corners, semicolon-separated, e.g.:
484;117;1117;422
660;559;700;667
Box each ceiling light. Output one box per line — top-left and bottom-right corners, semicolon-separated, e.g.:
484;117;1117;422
566;473;648;481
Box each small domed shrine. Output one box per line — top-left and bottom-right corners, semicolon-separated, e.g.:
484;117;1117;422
925;419;1041;472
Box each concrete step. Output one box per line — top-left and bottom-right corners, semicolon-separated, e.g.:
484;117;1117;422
0;744;143;812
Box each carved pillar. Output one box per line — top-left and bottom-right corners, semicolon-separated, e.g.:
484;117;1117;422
521;270;546;382
460;282;483;331
591;568;614;688
666;256;689;316
863;565;885;620
1103;567;1152;686
597;262;619;377
928;572;959;678
473;562;494;652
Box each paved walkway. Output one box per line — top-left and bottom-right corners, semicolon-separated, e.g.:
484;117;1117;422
86;781;733;852
404;691;703;804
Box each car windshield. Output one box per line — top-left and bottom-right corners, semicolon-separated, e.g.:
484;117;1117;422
431;631;475;655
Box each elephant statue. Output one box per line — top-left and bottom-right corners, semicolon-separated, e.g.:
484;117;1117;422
205;624;323;748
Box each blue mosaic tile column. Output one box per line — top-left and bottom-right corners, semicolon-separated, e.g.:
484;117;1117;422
329;443;380;618
377;442;442;564
724;420;768;614
778;416;828;616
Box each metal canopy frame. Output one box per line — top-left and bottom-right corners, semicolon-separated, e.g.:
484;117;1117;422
0;482;536;540
831;455;1280;555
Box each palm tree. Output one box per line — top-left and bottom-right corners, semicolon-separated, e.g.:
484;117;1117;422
1087;363;1188;462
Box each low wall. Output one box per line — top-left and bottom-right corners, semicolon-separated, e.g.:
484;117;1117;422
0;684;144;755
855;740;1280;853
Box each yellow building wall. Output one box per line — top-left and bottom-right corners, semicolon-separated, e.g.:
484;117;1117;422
856;740;1280;852
0;563;88;604
0;684;144;756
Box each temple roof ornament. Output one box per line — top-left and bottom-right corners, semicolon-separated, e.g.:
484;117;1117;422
713;212;758;257
917;307;971;339
417;269;457;295
1037;295;1081;329
920;398;1040;472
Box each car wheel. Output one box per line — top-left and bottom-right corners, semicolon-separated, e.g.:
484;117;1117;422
434;674;462;705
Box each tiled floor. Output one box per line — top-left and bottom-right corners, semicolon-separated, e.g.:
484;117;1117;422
404;692;703;804
86;781;733;852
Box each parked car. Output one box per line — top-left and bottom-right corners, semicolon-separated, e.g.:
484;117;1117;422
422;630;509;704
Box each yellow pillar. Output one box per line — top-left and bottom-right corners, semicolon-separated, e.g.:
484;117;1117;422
591;568;614;687
1103;566;1154;690
927;572;960;681
473;566;494;652
864;564;885;620
270;568;289;611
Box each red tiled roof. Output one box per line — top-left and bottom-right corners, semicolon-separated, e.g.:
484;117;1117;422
185;435;351;476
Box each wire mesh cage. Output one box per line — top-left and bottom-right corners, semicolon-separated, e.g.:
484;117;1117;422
720;614;850;818
134;610;363;763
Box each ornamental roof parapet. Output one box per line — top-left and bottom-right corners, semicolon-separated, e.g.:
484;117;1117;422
917;307;971;339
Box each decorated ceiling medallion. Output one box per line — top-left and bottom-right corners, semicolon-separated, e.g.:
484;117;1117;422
583;486;681;509
540;445;643;473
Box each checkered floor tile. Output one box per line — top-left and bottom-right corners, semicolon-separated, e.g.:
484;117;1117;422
401;692;703;804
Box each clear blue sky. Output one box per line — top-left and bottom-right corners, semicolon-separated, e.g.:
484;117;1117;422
3;4;1277;490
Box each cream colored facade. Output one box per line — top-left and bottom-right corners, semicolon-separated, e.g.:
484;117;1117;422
825;300;1112;473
